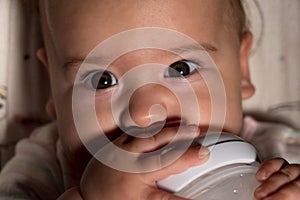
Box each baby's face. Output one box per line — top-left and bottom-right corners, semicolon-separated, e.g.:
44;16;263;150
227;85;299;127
41;0;253;171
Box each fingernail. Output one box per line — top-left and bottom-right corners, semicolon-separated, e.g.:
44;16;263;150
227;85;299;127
199;147;210;158
257;170;268;180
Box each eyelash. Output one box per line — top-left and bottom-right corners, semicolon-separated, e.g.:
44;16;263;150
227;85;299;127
82;70;118;90
82;59;202;90
164;59;201;78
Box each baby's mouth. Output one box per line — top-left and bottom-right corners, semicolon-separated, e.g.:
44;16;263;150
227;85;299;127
105;118;202;148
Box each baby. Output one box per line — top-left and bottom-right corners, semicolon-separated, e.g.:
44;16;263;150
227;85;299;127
0;0;299;199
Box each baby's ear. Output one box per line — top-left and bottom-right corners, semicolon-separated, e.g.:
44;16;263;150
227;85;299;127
37;48;57;119
240;32;255;99
46;98;57;119
37;48;49;69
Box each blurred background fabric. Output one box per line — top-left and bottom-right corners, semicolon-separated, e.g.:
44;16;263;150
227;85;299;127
243;0;300;129
0;0;299;167
0;0;49;167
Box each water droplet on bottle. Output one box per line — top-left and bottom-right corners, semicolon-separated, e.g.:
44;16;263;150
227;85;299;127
233;189;239;194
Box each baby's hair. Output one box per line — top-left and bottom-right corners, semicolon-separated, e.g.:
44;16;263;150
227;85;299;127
228;0;248;40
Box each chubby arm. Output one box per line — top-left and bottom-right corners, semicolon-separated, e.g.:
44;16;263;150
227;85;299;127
255;158;300;200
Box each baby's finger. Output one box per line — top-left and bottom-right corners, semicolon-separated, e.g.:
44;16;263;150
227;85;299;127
143;146;209;182
115;125;200;153
255;164;300;199
257;179;300;200
256;158;289;181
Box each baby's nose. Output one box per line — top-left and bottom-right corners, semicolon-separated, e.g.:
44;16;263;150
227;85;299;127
119;84;180;129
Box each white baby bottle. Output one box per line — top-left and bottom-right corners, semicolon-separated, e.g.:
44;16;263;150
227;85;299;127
157;133;261;200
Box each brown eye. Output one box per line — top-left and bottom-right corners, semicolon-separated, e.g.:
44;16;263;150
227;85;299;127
165;60;198;78
85;71;118;89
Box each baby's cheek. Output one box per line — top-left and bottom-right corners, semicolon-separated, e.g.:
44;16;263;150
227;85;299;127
224;99;243;134
193;80;242;134
194;83;213;128
95;102;118;138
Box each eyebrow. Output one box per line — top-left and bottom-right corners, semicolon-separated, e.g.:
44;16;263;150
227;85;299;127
63;43;218;69
63;57;109;69
170;43;218;54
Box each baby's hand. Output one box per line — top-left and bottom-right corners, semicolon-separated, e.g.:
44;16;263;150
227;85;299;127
79;126;209;200
255;158;300;200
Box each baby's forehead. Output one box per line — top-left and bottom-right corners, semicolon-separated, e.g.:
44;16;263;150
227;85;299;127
40;0;243;31
39;0;244;65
